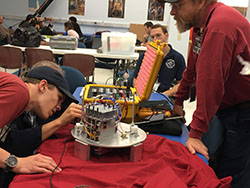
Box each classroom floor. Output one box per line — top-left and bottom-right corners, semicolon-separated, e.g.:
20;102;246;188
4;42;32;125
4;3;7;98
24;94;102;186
1;67;196;125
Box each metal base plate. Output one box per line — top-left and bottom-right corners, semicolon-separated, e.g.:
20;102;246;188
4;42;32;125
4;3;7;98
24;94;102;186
71;122;147;148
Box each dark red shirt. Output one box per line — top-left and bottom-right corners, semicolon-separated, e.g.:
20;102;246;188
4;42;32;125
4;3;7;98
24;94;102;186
0;71;29;127
175;2;250;139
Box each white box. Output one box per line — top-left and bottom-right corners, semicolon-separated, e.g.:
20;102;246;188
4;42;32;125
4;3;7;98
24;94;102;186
101;32;136;55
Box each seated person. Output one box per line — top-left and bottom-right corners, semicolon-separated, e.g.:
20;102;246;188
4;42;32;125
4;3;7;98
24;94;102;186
37;17;57;36
68;16;83;38
30;20;49;45
133;24;186;98
0;16;10;45
18;14;35;28
64;21;79;39
0;63;82;188
141;21;153;46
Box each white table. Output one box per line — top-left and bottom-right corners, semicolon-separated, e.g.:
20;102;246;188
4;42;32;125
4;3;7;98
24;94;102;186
134;46;147;52
5;44;139;60
5;44;139;84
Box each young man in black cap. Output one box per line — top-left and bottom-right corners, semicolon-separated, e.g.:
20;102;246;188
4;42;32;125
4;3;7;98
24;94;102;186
0;66;82;187
159;0;250;187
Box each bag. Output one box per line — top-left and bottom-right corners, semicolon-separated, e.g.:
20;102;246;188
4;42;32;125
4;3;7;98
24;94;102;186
136;114;183;136
12;26;41;47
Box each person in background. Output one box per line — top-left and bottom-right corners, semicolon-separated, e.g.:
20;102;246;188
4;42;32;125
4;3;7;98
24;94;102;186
30;19;41;31
141;21;153;46
133;24;186;98
160;0;250;187
0;16;10;45
68;16;83;38
64;21;86;48
68;16;87;48
19;14;35;28
64;21;79;39
30;19;49;46
38;17;57;36
0;65;82;188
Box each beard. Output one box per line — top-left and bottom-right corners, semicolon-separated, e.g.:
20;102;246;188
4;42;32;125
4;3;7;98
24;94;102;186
175;16;193;33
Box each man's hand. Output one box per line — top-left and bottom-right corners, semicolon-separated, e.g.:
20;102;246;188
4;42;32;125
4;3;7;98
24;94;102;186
172;104;186;123
57;103;82;126
186;137;209;160
14;154;61;174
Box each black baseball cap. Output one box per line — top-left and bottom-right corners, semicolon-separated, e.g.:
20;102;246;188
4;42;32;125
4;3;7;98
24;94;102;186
157;0;179;3
26;66;78;103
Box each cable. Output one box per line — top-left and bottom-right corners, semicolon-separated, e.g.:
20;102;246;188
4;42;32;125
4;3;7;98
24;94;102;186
104;77;113;85
50;127;72;188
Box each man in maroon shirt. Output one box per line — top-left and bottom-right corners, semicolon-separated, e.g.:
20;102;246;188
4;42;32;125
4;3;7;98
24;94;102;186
159;0;250;187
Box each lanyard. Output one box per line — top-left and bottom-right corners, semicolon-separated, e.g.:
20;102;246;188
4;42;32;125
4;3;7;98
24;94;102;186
193;28;204;55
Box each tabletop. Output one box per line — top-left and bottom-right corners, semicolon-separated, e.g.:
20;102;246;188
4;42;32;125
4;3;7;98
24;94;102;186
4;44;140;60
8;89;233;188
9;126;231;188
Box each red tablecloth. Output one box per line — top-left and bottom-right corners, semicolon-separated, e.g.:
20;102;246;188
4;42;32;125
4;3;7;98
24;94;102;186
10;124;231;188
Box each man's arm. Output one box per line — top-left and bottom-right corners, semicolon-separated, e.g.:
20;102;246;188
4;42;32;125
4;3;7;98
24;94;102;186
41;103;82;141
0;147;61;174
163;82;180;97
0;73;29;128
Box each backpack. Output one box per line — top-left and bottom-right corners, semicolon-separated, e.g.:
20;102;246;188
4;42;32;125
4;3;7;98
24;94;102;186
12;26;41;47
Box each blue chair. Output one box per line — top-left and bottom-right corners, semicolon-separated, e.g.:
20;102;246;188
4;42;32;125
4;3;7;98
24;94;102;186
61;66;87;94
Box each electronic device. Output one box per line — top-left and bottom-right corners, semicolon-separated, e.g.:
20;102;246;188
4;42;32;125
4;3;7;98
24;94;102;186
4;155;18;172
72;95;147;162
49;35;77;50
72;41;167;162
83;41;166;118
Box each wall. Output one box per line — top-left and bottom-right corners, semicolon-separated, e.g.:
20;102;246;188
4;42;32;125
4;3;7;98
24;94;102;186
247;2;250;22
0;0;190;60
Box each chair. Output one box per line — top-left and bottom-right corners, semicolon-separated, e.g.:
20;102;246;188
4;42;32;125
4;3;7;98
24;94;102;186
25;48;54;68
0;46;23;75
91;34;117;70
61;66;87;94
91;35;102;49
62;53;95;83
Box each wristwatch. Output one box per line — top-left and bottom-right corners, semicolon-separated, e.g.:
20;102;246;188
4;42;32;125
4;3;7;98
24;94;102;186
4;155;18;172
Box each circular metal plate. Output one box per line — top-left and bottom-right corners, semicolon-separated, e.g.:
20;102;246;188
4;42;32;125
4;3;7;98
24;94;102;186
71;122;147;148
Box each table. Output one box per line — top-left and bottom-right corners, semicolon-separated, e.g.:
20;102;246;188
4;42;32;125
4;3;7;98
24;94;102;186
5;44;139;83
73;87;208;164
5;44;139;60
9;125;232;188
8;87;233;188
134;46;147;52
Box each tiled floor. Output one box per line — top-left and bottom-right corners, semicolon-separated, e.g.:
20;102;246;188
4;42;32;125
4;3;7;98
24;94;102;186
0;67;196;125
